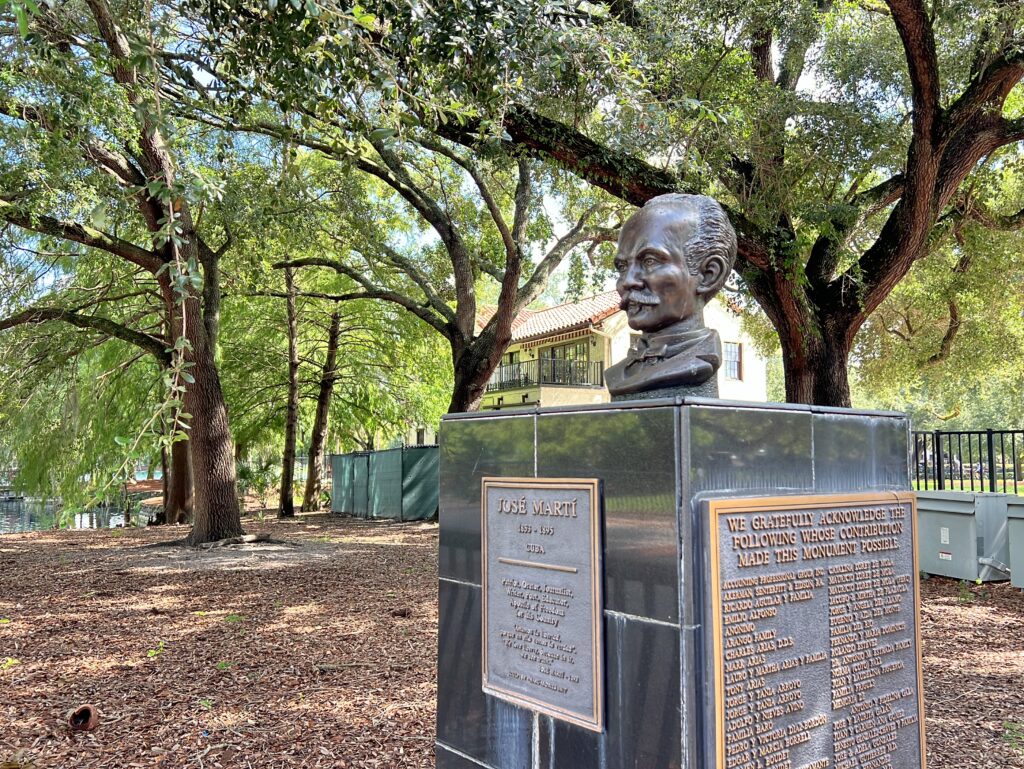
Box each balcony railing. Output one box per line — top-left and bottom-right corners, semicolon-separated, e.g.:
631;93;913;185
485;358;604;393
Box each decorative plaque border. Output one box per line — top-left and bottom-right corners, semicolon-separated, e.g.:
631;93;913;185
707;492;925;769
481;477;604;732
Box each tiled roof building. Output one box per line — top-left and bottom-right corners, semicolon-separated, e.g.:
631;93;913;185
477;293;768;410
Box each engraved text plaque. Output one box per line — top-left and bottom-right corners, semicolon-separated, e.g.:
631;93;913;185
482;477;604;732
708;493;925;769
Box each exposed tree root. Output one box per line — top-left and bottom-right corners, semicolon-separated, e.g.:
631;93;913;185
195;532;292;549
141;532;293;549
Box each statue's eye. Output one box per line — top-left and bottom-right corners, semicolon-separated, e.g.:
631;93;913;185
641;255;659;269
614;261;627;273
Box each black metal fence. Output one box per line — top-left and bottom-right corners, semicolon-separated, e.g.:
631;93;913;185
912;429;1024;493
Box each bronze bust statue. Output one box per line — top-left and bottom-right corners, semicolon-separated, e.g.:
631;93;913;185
605;193;737;400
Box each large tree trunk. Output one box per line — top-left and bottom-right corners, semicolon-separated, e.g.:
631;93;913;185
302;309;341;512
279;267;299;518
179;292;244;545
780;333;854;408
157;445;169;526
165;437;193;524
448;349;490;413
447;327;510;413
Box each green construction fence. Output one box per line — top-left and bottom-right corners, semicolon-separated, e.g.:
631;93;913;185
330;446;439;521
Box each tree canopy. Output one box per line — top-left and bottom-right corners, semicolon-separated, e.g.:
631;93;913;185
194;0;1024;407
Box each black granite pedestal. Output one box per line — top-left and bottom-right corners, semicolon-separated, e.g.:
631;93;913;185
436;398;912;769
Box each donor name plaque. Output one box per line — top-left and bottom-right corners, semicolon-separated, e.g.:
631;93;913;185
708;493;925;769
481;477;604;732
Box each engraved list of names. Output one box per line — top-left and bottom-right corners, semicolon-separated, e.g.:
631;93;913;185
482;477;603;732
708;493;924;769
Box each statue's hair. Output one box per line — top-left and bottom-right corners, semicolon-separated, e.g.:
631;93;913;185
642;193;737;285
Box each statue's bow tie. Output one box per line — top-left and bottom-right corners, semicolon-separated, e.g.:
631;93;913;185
625;338;669;367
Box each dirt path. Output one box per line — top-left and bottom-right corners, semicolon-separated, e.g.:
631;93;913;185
1;516;1022;768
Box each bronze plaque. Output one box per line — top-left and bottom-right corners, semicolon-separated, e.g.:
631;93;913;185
708;493;925;769
481;477;604;732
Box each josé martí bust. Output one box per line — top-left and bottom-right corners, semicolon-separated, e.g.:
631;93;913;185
604;192;738;399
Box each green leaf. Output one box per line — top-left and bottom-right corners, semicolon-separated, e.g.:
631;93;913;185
13;6;28;37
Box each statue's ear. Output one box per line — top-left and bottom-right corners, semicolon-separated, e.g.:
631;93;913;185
696;254;728;297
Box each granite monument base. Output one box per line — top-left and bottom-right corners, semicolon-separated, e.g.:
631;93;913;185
437;398;921;769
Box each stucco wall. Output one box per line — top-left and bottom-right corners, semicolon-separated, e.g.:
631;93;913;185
705;300;769;402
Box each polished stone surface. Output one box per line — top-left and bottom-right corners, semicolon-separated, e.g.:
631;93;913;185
812;412;909;492
437;399;911;769
537;408;679;623
436;744;493;769
439;414;535;585
537;615;682;768
437;579;534;768
688;404;814;497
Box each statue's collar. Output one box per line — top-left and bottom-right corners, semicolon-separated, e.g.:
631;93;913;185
625;327;713;368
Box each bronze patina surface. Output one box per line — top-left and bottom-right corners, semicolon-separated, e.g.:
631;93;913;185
606;194;737;399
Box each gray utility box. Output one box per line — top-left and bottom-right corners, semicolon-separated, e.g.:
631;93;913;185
917;490;1014;581
1008;500;1024;588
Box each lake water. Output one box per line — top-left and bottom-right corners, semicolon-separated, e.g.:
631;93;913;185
0;469;162;534
0;496;147;535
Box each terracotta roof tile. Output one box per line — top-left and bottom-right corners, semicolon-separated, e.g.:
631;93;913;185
475;305;536;333
477;291;621;343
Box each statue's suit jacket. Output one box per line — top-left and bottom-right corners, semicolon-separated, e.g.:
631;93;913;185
605;327;721;397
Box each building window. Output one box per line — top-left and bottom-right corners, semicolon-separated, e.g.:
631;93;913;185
543;340;588;361
723;342;742;380
541;339;589;385
416;428;426;445
502;350;520;366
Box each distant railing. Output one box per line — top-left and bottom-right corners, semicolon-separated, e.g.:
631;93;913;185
485;358;604;393
911;429;1024;494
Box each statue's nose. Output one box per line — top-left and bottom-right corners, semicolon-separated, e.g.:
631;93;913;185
619;262;643;290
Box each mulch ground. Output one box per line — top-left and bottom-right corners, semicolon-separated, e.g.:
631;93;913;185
0;516;438;769
0;515;1022;768
920;577;1024;768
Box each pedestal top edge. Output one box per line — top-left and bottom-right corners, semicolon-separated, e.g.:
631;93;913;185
442;398;908;421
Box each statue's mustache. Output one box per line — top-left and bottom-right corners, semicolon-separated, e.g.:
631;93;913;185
620;290;660;310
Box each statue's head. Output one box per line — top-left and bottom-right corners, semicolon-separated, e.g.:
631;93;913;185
613;193;737;334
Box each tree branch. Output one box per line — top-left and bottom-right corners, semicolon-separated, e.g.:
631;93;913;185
363;240;456;324
0;307;169;364
886;0;941;144
925;299;960;365
848;174;906;213
0;95;162;228
433;106;684;206
511;159;532;246
776;1;834;91
750;25;775;83
966;201;1024;230
0;199;163;273
412;135;518;260
944;51;1024;141
514;206;616;313
271;257;450;335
